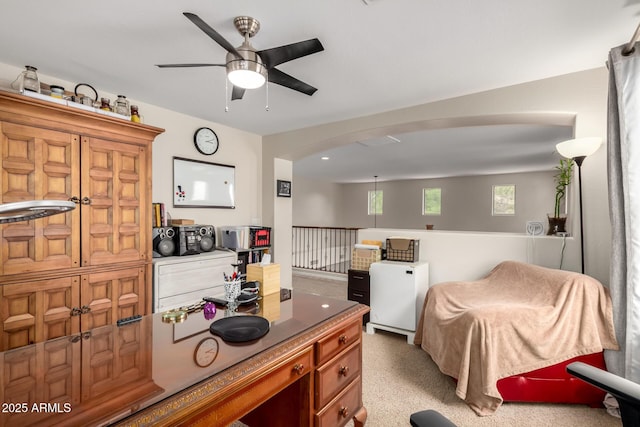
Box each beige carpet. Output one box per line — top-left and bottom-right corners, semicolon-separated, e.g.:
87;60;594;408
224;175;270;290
292;272;622;427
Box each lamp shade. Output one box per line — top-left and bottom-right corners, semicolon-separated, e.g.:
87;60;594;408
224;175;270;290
556;137;602;159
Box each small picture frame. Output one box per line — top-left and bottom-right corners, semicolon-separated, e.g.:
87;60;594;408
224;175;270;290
277;180;291;197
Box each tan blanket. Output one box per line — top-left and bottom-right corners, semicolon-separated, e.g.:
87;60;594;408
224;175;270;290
414;260;619;416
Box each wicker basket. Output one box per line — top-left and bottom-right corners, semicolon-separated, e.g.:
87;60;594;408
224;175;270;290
385;238;420;262
351;247;381;271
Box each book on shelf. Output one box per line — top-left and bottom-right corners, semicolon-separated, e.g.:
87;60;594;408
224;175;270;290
152;203;167;227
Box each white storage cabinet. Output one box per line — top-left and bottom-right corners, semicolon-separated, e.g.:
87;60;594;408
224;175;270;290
366;260;429;343
152;250;237;312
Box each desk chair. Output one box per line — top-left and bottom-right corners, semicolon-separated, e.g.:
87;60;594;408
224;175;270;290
567;361;640;427
409;409;457;427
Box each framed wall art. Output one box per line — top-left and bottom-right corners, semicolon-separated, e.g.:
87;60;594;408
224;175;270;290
277;180;291;197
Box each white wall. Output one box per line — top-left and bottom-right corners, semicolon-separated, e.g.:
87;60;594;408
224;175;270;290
273;158;293;288
264;67;610;284
0;63;264;234
358;228;580;286
292;175;343;226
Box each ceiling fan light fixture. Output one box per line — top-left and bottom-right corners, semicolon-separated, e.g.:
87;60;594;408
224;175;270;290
227;61;266;89
226;45;267;89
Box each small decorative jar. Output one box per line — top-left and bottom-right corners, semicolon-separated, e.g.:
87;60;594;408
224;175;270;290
49;85;65;99
100;98;112;111
113;95;130;116
130;105;141;123
22;66;40;93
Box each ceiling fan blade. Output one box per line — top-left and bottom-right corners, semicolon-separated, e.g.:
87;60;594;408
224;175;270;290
231;85;245;100
183;12;242;59
156;63;225;68
258;38;324;68
268;68;318;96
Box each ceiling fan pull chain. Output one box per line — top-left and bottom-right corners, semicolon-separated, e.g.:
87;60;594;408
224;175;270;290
265;71;269;111
225;76;229;112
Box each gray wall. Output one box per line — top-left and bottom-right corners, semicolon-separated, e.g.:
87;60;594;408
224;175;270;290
294;170;557;233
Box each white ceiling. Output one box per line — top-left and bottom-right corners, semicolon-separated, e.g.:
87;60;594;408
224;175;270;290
1;1;638;182
293;123;574;183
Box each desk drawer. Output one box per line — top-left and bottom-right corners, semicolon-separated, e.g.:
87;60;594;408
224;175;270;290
316;319;362;366
347;288;369;305
315;375;361;427
348;270;370;292
315;342;361;409
189;348;313;426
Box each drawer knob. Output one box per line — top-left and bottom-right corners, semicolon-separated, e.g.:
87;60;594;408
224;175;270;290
293;363;305;375
338;334;348;344
339;365;349;376
339;406;349;418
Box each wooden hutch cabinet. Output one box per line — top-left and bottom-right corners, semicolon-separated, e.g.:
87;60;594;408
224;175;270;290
0;317;161;427
0;91;164;351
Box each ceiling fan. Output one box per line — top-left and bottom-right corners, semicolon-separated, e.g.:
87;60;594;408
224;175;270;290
156;12;324;100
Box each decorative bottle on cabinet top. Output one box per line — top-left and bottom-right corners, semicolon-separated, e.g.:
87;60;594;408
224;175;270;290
114;95;130;116
130;105;141;123
19;65;41;93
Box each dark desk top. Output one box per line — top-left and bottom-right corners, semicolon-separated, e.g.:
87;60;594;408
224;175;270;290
0;291;359;427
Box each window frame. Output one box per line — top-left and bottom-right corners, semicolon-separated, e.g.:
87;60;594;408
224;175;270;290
368;190;383;215
422;187;442;216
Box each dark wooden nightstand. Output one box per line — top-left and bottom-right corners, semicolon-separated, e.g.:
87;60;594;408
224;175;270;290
348;269;370;325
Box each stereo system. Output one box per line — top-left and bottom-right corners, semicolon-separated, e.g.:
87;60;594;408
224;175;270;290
152;225;216;257
152;227;175;258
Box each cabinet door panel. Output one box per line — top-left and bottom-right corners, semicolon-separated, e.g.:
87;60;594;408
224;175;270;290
0;336;81;426
0;122;80;275
81;136;148;266
81;317;150;401
81;267;146;330
0;277;80;350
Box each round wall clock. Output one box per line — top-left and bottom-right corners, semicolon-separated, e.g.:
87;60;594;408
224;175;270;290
194;337;219;367
194;127;219;155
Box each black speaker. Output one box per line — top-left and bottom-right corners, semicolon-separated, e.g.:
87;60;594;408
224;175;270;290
198;225;215;252
152;227;175;257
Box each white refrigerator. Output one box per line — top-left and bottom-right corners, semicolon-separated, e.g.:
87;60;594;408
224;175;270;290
366;260;429;343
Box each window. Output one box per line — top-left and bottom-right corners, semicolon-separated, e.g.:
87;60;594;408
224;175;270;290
368;190;383;215
492;184;515;215
422;188;441;215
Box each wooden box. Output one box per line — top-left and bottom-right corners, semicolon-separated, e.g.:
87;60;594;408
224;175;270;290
170;219;194;225
247;263;280;296
259;292;281;322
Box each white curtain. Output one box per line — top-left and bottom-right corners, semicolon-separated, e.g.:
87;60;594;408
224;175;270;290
606;42;640;383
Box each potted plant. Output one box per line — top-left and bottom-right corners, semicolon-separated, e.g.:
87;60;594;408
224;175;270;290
547;158;573;235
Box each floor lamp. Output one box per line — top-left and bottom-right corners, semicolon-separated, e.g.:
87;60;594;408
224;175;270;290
555;137;602;274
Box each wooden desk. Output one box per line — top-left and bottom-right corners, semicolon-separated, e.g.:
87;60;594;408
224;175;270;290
0;292;368;426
